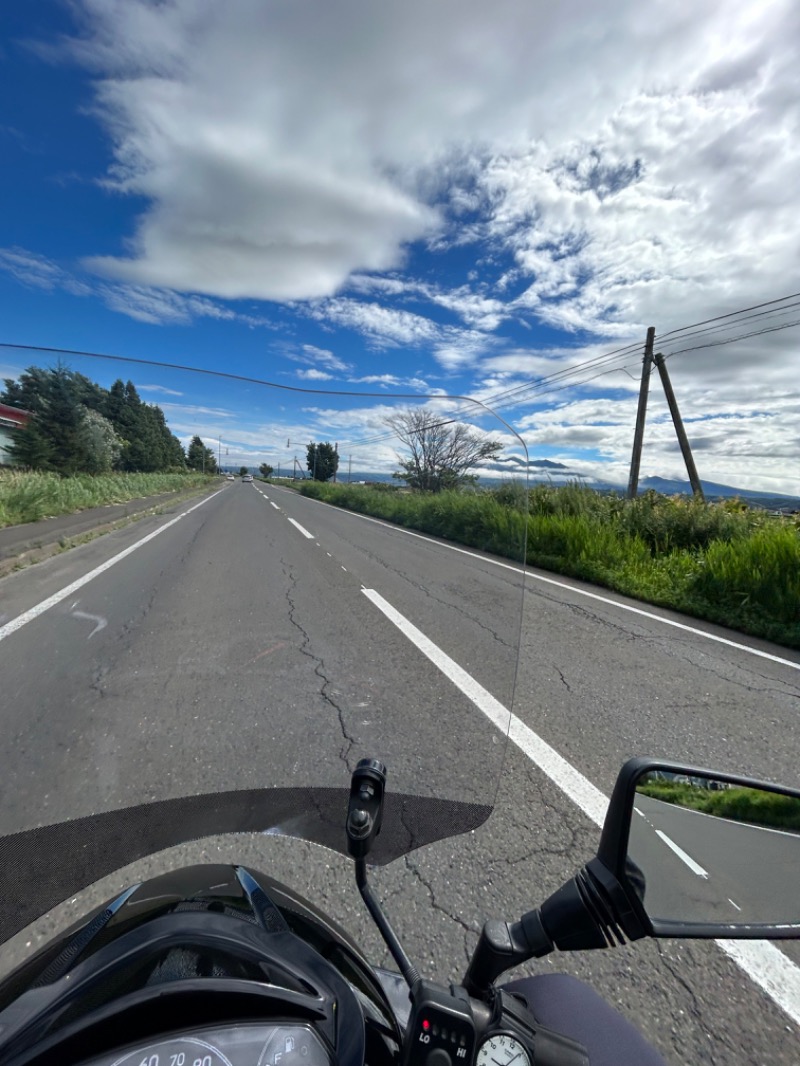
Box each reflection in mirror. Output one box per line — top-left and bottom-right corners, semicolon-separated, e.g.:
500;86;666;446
627;770;800;928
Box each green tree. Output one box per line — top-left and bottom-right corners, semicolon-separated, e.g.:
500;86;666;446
386;408;503;492
4;365;86;474
187;436;217;473
78;408;122;473
259;463;274;478
7;417;53;469
239;466;249;476
2;365;187;474
306;442;339;482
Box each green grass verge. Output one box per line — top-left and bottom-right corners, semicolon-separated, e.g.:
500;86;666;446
638;780;800;831
0;470;212;527
296;481;800;649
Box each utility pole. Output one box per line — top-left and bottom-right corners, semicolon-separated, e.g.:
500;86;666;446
653;353;705;500
627;327;655;499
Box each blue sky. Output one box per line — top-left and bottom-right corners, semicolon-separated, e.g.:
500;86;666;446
1;0;798;492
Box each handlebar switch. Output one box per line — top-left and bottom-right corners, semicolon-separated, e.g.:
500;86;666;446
403;980;477;1066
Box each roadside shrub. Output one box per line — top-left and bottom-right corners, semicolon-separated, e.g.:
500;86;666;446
688;526;800;627
619;491;750;554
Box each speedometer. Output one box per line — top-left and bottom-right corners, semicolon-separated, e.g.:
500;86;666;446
106;1037;232;1066
77;1024;331;1066
475;1033;531;1066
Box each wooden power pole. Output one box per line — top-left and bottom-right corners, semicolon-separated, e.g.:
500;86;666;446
627;327;655;498
653;353;705;500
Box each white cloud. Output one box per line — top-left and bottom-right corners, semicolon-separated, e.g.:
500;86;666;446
349;274;507;331
62;0;798;316
137;383;184;396
296;368;333;381
158;401;235;419
98;283;235;325
0;246;90;294
310;299;440;347
0;244;274;327
286;344;353;373
483;64;800;336
309;298;497;374
349;374;432;390
0;247;58;289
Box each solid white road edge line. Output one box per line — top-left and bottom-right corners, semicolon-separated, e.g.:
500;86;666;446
287;517;314;539
0;489;225;644
287;490;799;672
361;586;800;1029
654;830;709;877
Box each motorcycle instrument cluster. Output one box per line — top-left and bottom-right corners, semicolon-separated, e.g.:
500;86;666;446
76;1023;330;1066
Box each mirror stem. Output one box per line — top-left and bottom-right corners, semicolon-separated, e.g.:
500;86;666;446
463;910;553;996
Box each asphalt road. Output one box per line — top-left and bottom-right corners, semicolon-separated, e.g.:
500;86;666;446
0;481;798;1065
630;794;800;926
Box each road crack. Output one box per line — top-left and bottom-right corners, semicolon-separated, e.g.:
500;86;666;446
282;560;358;773
403;853;479;946
555;667;571;693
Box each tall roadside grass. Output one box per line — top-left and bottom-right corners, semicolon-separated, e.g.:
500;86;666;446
637;780;800;831
0;470;211;528
296;481;800;649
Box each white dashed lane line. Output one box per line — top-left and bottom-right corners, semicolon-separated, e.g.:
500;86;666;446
654;830;709;878
287;517;315;539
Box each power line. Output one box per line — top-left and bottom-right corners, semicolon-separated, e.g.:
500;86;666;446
4;289;799;454
656;291;800;341
660;316;800;360
357;296;800;454
658;299;800;346
482;290;800;414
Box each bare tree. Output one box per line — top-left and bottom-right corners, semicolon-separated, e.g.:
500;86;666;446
386;408;502;492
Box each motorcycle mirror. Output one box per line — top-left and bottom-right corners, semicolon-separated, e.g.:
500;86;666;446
594;757;800;940
464;757;800;995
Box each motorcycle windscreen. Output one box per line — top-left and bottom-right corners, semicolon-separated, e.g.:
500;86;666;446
0;349;528;943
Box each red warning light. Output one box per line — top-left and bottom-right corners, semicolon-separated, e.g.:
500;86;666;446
422;1020;430;1032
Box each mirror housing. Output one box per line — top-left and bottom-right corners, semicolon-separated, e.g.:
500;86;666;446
595;757;800;940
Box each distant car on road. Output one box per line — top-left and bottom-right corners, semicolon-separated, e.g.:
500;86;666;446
226;474;235;481
241;474;254;482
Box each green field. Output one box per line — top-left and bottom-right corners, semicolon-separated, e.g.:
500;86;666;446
294;481;800;649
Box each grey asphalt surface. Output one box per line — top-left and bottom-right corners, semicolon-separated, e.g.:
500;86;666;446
630;794;800;926
0;481;798;1065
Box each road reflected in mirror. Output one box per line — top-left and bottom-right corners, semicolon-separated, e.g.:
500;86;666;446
628;771;800;929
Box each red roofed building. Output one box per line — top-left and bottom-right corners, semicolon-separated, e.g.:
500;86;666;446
0;403;32;466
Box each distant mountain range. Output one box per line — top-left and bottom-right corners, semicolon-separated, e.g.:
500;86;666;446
486;458;799;509
636;476;800;510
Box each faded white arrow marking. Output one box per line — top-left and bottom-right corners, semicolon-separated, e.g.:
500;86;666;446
69;602;107;639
